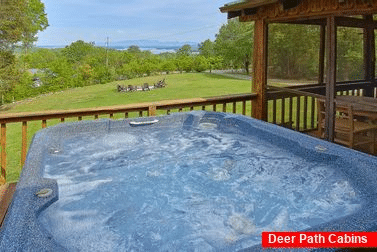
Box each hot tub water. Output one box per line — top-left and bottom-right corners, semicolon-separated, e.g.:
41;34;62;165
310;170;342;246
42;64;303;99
38;119;362;251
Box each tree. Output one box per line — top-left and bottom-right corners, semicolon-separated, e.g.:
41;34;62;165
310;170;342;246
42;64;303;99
22;48;58;69
207;56;224;72
198;39;215;58
337;27;363;81
22;0;49;53
160;59;176;74
0;0;28;51
268;23;319;79
214;18;253;73
44;57;76;89
62;40;96;63
177;44;192;57
193;56;209;72
127;45;141;54
175;55;193;73
0;0;48;97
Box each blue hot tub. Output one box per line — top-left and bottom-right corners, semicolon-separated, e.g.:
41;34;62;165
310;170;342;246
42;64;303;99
1;111;377;251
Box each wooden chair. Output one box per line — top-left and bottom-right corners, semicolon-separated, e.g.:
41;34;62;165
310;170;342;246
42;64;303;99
128;85;137;92
142;83;150;91
318;99;377;154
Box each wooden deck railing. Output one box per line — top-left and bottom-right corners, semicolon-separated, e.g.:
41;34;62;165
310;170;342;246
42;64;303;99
266;80;377;132
267;86;324;132
281;80;377;98
0;93;257;184
1;81;375;184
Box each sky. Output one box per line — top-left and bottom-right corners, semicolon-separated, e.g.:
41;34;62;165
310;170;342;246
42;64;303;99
36;0;231;46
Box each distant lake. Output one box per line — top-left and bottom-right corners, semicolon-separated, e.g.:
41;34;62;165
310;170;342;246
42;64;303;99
111;46;178;54
38;42;199;54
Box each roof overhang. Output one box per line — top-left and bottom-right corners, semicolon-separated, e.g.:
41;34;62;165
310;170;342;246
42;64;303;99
220;0;278;13
220;0;377;23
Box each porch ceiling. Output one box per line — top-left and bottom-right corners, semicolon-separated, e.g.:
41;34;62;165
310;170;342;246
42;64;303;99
220;0;377;23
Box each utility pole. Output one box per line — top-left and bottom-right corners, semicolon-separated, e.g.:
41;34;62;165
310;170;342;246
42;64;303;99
106;37;109;68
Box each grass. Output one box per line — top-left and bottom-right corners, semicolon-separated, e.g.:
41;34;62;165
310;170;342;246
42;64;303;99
2;72;318;182
5;73;252;113
2;73;254;182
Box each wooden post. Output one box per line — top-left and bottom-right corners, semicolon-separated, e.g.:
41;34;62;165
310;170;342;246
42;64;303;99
21;121;27;167
0;124;6;185
364;15;375;97
148;105;156;116
252;18;268;121
0;183;17;226
318;24;326;85
325;16;337;142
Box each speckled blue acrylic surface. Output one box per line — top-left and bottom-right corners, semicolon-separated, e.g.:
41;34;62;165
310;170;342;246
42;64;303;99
1;111;377;252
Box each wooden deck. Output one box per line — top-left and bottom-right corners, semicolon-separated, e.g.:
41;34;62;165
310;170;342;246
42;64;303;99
0;183;16;227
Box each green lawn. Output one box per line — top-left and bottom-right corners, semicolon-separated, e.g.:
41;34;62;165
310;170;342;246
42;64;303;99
2;72;317;182
5;73;252;113
2;73;254;182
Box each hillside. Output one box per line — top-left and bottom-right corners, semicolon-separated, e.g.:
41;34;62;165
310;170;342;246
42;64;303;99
3;73;252;182
3;73;250;114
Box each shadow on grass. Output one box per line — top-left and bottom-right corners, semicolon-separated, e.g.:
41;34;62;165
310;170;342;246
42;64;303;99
202;72;244;80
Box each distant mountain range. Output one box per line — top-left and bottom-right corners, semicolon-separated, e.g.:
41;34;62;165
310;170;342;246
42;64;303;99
38;40;199;53
103;40;199;51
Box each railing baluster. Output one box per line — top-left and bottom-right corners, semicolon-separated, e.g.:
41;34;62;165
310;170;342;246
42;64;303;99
311;97;315;129
42;120;47;128
242;101;246;115
1;123;6;184
296;96;301;131
202;106;205;111
124;112;128;118
233;102;236;114
281;98;285;126
61;118;65;123
289;97;293;129
303;96;308;130
94;115;99;120
213;104;216;112
190;106;194;111
78;116;82;121
222;103;226;112
139;111;143;117
272;99;277;124
109;114;114;119
167;110;170;115
21;122;28;167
